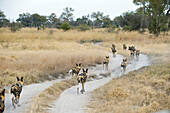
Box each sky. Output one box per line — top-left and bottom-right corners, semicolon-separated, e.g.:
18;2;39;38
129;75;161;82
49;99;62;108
0;0;139;21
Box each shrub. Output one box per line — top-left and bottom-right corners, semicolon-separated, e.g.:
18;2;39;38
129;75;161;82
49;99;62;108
123;25;132;31
107;25;117;33
41;25;46;30
9;22;21;32
78;24;90;31
60;22;71;31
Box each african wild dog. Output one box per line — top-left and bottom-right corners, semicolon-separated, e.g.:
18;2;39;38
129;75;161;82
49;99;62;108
77;68;88;94
130;50;135;56
112;44;116;48
103;56;109;69
111;47;116;54
121;59;127;71
0;89;5;113
128;46;136;52
10;77;23;108
123;44;127;50
37;27;41;31
129;46;136;56
92;39;96;44
136;50;140;56
70;63;81;76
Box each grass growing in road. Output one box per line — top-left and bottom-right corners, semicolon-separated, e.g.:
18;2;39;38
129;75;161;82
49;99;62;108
27;77;77;113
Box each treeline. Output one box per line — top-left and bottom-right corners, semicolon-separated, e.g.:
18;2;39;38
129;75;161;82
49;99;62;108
0;0;169;35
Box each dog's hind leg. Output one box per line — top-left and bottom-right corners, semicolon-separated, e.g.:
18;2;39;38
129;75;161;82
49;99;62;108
11;94;16;108
81;82;85;94
77;83;81;95
17;95;21;106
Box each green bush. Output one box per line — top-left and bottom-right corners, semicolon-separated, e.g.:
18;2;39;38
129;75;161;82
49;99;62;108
107;25;117;32
78;24;90;31
123;25;132;31
41;25;46;30
9;22;21;32
60;22;71;31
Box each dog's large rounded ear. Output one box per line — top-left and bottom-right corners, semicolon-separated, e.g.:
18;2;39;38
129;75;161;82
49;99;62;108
2;89;5;96
86;69;88;73
21;77;24;82
76;63;78;66
79;63;81;66
16;77;19;81
82;68;85;72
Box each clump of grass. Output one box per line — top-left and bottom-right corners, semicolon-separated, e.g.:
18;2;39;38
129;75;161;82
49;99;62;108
100;72;111;77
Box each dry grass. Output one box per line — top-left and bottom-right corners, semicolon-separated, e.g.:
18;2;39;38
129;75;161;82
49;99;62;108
0;28;105;88
88;62;170;113
0;49;105;88
0;27;169;89
87;38;170;113
0;28;170;113
0;28;169;44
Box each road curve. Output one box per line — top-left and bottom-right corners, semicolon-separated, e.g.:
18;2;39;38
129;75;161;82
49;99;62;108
4;78;66;113
48;54;150;113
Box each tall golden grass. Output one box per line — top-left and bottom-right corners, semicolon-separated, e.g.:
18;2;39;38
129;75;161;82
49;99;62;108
0;48;106;88
0;27;169;112
0;28;169;44
0;33;107;89
0;27;169;90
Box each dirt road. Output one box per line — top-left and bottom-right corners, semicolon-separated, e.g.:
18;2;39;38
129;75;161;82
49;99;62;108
48;54;150;113
4;78;66;113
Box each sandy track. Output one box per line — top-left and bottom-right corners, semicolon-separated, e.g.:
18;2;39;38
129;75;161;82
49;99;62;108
4;78;66;113
48;54;150;113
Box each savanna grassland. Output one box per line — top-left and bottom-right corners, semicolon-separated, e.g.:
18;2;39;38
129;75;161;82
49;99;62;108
87;30;170;112
0;28;109;89
0;27;170;113
0;28;169;89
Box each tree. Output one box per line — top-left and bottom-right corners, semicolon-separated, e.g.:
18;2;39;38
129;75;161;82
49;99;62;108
16;13;32;27
0;10;10;27
48;13;60;28
91;11;104;27
102;15;114;28
114;11;142;31
74;15;89;26
133;0;169;36
16;13;48;27
31;14;47;27
60;7;74;23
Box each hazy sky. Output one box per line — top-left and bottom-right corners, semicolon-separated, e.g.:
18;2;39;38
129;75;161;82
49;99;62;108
0;0;139;20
